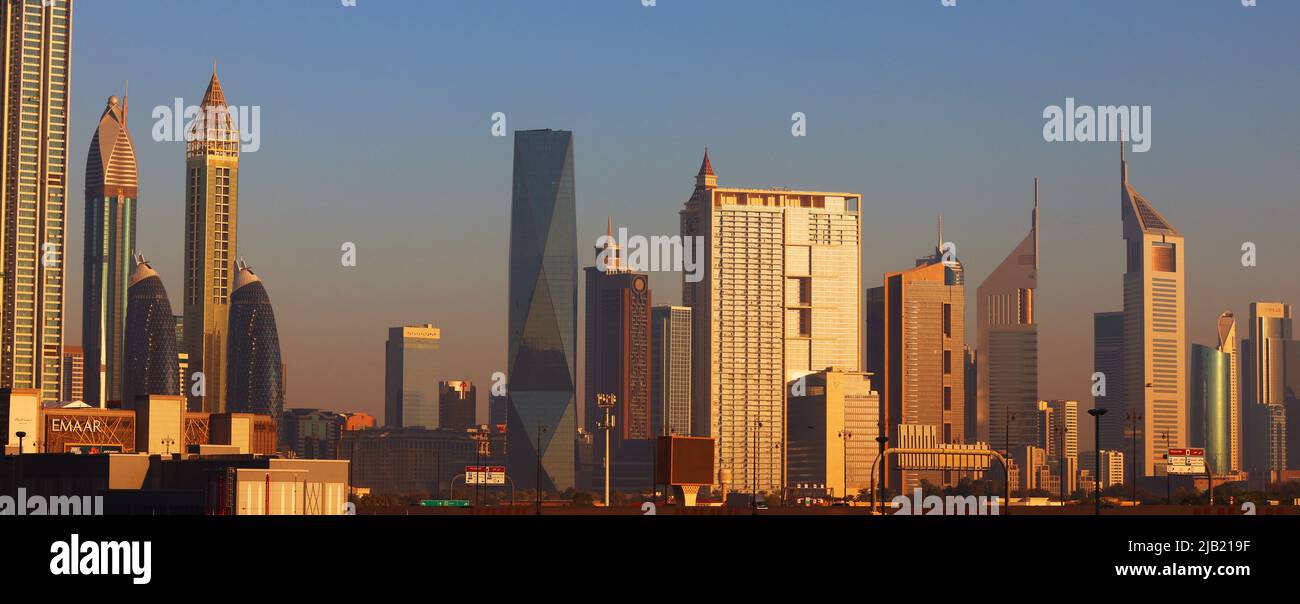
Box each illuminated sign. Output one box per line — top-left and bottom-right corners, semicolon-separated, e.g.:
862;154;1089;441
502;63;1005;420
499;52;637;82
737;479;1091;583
49;417;107;434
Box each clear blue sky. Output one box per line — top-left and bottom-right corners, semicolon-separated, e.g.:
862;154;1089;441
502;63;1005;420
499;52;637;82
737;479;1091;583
67;0;1300;440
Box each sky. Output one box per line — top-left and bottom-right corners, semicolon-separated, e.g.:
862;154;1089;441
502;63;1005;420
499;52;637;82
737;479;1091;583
65;0;1300;445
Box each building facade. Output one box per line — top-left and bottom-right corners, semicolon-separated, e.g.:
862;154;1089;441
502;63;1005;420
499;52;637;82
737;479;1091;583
83;93;138;407
506;129;577;492
123;258;180;409
1243;302;1292;483
280;408;344;459
681;151;861;494
438;380;476;432
1217;312;1241;473
650;305;691;437
0;0;73;404
1120;143;1187;477
225;264;283;424
61;346;84;403
182;69;240;413
977;180;1038;450
1189;343;1231;476
786;369;879;499
385;325;440;429
339;427;477;497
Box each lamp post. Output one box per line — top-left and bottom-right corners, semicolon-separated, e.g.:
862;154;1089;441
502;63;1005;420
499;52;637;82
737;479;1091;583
13;431;26;496
1087;408;1107;515
837;430;853;500
595;393;617;507
1127;410;1143;504
535;423;548;515
162;436;176;456
870;435;888;514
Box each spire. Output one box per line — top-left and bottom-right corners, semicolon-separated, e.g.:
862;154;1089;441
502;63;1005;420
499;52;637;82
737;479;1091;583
695;148;717;189
1032;178;1039;271
606;215;613;240
1120;131;1128;184
202;64;228;109
597;216;623;271
937;214;944;251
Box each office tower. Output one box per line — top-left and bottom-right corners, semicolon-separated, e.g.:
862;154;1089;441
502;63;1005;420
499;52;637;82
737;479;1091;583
1216;312;1242;473
1120;142;1186;477
1093;312;1126;454
786;369;879;499
488;394;509;428
438;380;477;431
978;180;1039;450
1099;450;1125;488
173;316;187;397
880;225;964;490
1243;302;1292;483
681;151;862;494
182;68;240;413
1284;340;1300;472
963;347;977;442
651;305;692;437
61;346;84;403
279;408;344;459
1189;343;1231;475
1039;399;1078;462
123;258;180;409
506;129;577;492
384;325;440;429
82;93;139;407
225;263;283;423
584;219;652;494
865;286;885;380
0;0;72;404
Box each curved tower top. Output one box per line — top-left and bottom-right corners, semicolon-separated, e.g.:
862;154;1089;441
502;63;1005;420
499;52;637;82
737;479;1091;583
226;263;284;421
187;68;240;158
1121;140;1179;239
123;256;181;408
86;95;138;198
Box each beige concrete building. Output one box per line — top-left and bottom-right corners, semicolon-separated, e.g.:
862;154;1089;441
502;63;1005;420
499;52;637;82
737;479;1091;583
0;1;73;404
1120;142;1186;477
787;369;879;498
183;69;241;413
681;152;861;494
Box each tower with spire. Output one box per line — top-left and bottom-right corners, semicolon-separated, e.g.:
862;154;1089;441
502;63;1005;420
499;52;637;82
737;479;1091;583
1119;139;1187;479
84;92;140;407
182;66;241;413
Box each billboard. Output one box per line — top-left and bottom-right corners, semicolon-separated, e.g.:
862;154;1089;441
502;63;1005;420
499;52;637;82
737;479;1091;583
656;436;715;486
466;466;506;485
1166;448;1207;475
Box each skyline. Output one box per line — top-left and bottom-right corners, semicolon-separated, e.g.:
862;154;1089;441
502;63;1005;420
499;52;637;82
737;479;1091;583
57;0;1300;443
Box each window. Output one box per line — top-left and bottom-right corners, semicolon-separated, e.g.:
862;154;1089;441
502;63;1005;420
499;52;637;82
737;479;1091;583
943;350;952;374
1151;242;1176;272
943;387;952;411
943;304;952;337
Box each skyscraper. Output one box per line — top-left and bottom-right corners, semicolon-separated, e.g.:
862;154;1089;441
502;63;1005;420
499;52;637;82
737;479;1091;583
438;380;476;432
182;68;240;413
650;305;691;437
881;227;965;490
0;0;72;404
1216;312;1241;473
585;219;652;493
385;324;440;429
1243;302;1291;483
1093;311;1126;455
61;345;83;403
123;257;180;409
83;94;138;408
1120;141;1186;477
977;180;1039;450
225;262;283;423
681;151;862;494
1190;343;1231;476
507;129;577;492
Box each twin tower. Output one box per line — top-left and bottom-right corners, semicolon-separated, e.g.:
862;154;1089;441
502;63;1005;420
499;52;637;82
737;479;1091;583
84;70;282;421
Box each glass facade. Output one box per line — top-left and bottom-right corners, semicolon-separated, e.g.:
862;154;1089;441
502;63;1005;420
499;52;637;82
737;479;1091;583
507;129;577;492
226;270;283;423
385;325;440;429
1189;344;1230;475
123;264;180;409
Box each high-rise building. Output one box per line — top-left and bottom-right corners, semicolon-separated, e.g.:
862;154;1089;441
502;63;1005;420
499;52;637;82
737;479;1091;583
0;0;72;404
880;225;964;490
1039;399;1078;462
1100;450;1125;488
977;180;1038;450
488;394;509;429
584;219;652;494
280;408;344;459
225;263;283;424
786;369;880;499
182;68;240;413
438;380;476;432
82;93;138;408
1216;312;1241;473
385;325;440;429
506;129;577;492
61;346;84;403
1120;142;1186;477
1093;311;1126;455
123;258;180;409
650;305;691;437
1189;343;1231;476
1243;302;1292;483
681;151;861;494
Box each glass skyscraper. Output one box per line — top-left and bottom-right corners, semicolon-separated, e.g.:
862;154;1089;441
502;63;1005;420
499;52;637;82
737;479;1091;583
385;324;440;429
507;129;577;492
226;263;283;423
84;94;138;408
1189;343;1231;476
123;258;180;409
651;305;692;437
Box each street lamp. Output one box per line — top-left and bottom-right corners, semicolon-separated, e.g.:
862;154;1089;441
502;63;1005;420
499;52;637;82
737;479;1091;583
595;393;617;507
870;435;888;514
838;430;853;500
161;436;176;456
13;431;26;497
1087;408;1107;515
535;423;548;515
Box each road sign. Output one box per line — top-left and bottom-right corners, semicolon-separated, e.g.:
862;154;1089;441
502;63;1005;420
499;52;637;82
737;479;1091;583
466;466;506;485
1166;448;1207;475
